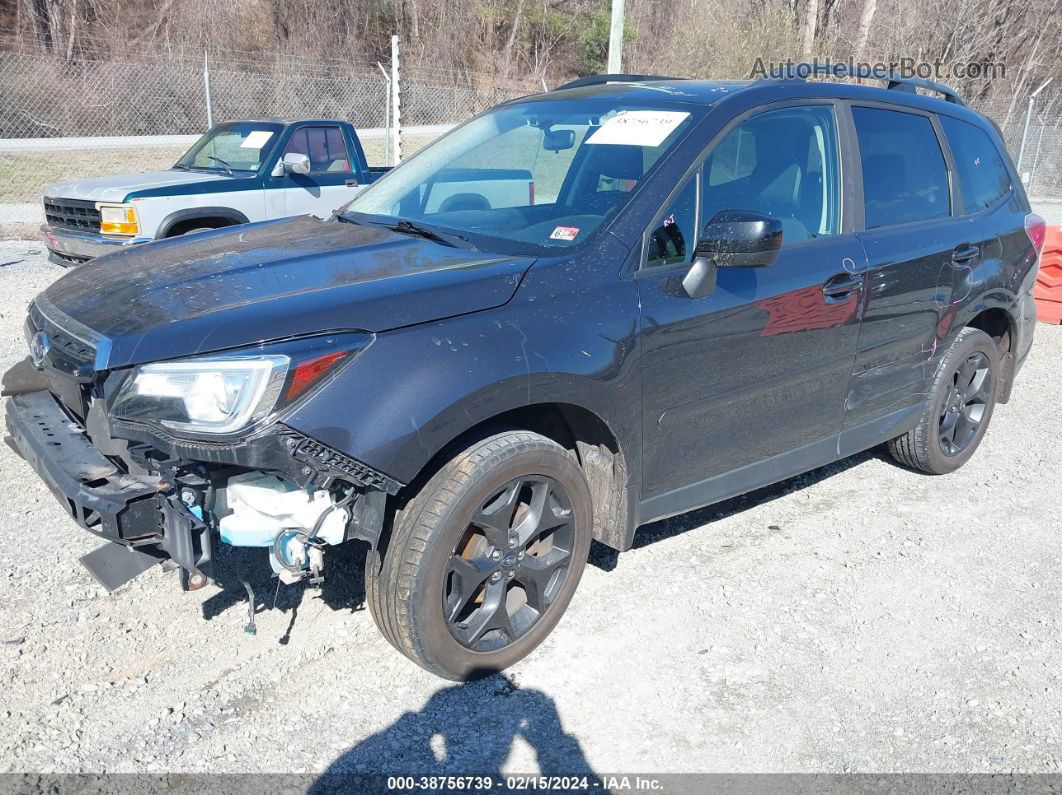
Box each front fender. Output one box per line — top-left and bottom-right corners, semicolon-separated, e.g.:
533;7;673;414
284;244;641;487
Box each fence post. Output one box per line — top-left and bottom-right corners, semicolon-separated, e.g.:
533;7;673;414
376;62;392;165
203;51;214;130
1029;120;1047;194
1018;78;1053;178
391;35;401;164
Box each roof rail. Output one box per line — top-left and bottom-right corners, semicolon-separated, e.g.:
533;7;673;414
553;73;682;91
767;63;966;106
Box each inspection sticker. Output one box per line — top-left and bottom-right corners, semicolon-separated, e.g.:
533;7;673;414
586;110;690;147
240;130;274;149
549;226;580;241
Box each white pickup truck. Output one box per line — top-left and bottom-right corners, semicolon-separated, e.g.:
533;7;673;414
39;118;388;265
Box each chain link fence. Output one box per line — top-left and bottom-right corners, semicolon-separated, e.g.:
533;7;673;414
2;46;1061;232
0;45;535;230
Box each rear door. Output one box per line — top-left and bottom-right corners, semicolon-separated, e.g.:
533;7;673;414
841;103;980;450
638;102;869;509
269;124;364;218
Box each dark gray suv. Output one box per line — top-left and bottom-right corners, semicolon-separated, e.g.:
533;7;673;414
4;67;1042;679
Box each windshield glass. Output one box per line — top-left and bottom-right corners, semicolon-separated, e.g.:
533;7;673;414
175;121;283;173
345;99;699;255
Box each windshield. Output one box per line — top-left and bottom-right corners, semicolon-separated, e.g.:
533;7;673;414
175;121;283;174
345;98;699;255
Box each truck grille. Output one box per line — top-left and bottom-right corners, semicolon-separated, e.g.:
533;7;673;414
43;197;101;233
28;301;98;371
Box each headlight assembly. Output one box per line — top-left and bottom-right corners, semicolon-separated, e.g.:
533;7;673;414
98;204;139;236
110;333;372;437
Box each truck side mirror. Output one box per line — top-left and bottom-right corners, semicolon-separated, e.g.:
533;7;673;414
682;210;783;299
282;152;312;175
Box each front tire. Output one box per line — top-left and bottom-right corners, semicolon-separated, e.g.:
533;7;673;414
366;431;593;680
887;327;1000;474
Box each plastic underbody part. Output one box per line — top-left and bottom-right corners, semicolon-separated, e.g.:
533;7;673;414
216;472;349;583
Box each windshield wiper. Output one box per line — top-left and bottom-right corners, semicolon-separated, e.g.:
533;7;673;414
205;156;234;176
173;163;191;171
337;213;478;250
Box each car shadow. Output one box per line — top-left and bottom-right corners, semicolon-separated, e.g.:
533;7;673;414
199;539;368;642
310;677;601;789
589;447;885;571
198;447;886;633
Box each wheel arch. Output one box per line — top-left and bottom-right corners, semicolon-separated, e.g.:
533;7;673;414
158;207;250;238
397;401;638;553
963;304;1018;402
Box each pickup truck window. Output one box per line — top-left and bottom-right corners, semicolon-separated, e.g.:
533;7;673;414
345;99;701;255
282;126;352;174
176;121;283;173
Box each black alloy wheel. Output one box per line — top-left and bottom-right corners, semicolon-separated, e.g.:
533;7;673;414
938;351;993;457
443;476;575;652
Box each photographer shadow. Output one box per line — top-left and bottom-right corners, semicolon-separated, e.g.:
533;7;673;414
310;678;600;791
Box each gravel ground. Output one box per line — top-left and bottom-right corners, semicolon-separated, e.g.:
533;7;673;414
1;238;1061;777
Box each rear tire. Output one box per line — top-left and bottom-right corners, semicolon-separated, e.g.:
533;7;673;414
365;431;592;680
887;327;1000;474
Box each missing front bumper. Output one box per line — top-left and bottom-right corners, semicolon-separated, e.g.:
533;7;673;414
5;390;213;590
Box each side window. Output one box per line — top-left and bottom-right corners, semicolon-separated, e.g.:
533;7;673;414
852;107;950;228
707;127;756;186
940;116;1012;212
700;105;840;243
646;175;697;268
282;126;352;174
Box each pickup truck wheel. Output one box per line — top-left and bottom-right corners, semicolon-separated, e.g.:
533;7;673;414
886;327;999;474
366;431;592;680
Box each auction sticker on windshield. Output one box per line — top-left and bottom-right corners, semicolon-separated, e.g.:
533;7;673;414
586;110;690;147
241;130;274;149
549;226;580;241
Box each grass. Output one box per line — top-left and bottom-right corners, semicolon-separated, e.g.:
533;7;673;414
0;146;189;204
0;134;443;206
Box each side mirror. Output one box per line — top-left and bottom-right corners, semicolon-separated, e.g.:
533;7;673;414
682;210;782;299
543;129;576;152
695;210;783;269
282;152;312;175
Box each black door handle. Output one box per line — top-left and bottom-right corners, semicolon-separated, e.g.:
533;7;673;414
822;273;862;298
952;244;980;262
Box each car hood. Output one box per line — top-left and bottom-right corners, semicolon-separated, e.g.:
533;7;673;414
39;215;533;369
43;169;233;204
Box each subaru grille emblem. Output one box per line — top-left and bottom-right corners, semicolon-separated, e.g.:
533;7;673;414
29;330;50;368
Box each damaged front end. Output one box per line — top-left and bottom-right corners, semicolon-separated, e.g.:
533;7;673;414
3;302;400;618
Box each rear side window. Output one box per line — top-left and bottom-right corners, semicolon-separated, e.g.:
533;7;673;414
852;107;950;228
940;116;1012;212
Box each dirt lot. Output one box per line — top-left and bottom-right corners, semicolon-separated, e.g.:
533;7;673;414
1;238;1061;776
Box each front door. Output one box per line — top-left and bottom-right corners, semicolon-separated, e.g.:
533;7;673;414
269;125;364;218
638;103;868;512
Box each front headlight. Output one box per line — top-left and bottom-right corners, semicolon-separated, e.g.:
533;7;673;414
109;333;372;437
112;356;289;434
98;203;138;236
